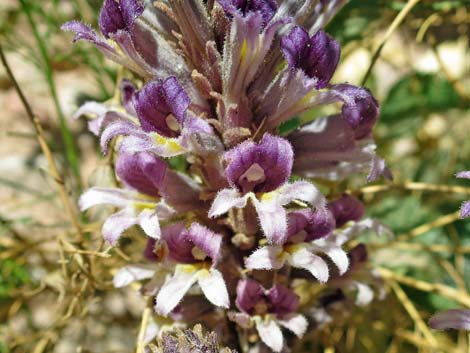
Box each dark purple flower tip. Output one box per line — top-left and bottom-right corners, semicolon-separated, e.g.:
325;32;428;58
162;223;223;264
115;151;167;197
134;76;191;137
236;279;265;314
99;0;144;38
224;134;294;194
120;79;137;114
266;284;300;318
348;243;368;267
333;84;379;139
328;194;365;228
162;222;195;263
144;238;158;261
218;0;278;27
281;26;340;89
287;208;336;242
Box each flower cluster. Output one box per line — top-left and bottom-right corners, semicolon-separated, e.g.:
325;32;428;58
65;0;391;351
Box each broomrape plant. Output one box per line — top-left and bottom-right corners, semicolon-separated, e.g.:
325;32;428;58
64;0;393;351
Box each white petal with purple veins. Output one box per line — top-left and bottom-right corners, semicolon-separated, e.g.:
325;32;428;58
288;246;329;283
155;266;198;316
255;317;284;353
197;268;229;308
113;264;156;288
278;314;308;337
245;246;285;270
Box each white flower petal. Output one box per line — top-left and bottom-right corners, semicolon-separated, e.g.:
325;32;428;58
313;244;349;275
255;317;284;353
79;187;133;211
288;247;329;283
138;209;161;239
155;266;198;316
278;314;308;337
278;181;325;207
208;188;248;218
102;209;138;245
252;197;287;244
245;246;285;270
113;264;156;288
198;268;229;308
352;281;374;306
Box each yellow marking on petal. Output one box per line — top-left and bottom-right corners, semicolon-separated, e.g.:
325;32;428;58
176;264;200;274
197;268;210;279
260;191;279;202
240;39;248;60
153;134;184;153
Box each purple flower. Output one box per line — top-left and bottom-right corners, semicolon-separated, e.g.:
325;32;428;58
456;171;470;218
429;309;470;330
330;84;380;139
281;26;340;89
155;222;229;316
230;279;307;352
134;77;190;137
95;77;217;158
99;0;144;38
219;0;278;27
209;134;325;243
225;133;293;194
79;152;174;245
245;208;349;282
328;194;365;228
289;115;391;182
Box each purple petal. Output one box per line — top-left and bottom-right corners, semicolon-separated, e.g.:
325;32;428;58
328;194;364;227
330;84;379;139
99;0;144;38
456;171;470;179
61;21;116;53
429;309;470;330
99;115;143;154
367;154;393;182
225;134;293;193
115;151;167;197
461;201;470;218
184;223;223;263
287;208;335;242
134;77;190;136
281;26;340;89
235;279;265;314
267;284;300;317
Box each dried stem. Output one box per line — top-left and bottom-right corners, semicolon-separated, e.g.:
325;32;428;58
0;41;85;244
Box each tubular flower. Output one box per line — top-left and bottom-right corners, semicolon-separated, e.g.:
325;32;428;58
79;151;174;245
209;133;325;243
229;279;308;352
245;207;349;283
155;222;229;316
65;0;392;351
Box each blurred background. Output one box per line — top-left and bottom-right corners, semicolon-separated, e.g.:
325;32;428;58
0;0;469;352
